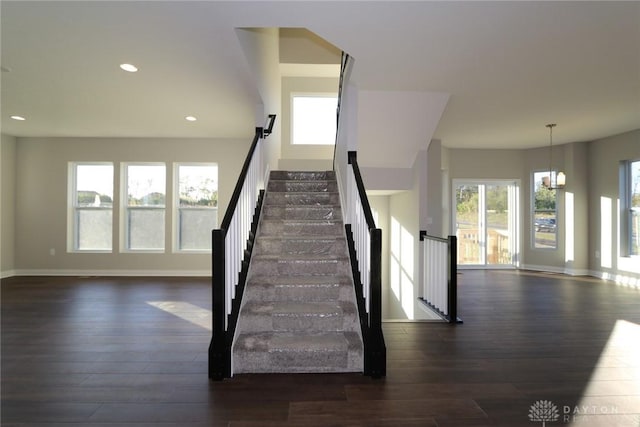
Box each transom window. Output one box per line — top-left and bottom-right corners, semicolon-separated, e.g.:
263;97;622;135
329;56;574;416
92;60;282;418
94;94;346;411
291;94;338;145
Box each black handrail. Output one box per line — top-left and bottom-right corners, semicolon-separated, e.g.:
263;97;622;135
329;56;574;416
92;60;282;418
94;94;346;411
333;52;350;171
209;118;274;380
419;231;461;324
220;128;262;230
347;152;376;228
263;114;276;138
345;151;386;378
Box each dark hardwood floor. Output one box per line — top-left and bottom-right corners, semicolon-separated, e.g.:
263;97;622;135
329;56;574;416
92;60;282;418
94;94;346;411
2;271;639;426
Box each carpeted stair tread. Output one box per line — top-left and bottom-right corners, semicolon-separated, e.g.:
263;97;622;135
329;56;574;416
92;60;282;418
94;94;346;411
249;255;352;276
237;301;359;332
267;180;338;193
262;205;342;220
264;192;341;206
252;253;350;261
259;219;344;237
254;235;348;256
243;274;354;302
269;171;336;181
247;274;353;286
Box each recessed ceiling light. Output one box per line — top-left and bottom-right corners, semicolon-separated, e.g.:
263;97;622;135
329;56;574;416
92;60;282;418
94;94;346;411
185;116;197;122
10;115;26;121
120;63;138;73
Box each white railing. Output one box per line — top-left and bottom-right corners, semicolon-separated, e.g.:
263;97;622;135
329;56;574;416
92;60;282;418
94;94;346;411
345;151;385;377
347;167;372;313
420;231;460;323
223;139;263;325
210;115;274;380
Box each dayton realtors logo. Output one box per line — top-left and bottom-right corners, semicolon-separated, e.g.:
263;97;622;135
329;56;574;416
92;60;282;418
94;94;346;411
529;400;621;425
529;400;559;426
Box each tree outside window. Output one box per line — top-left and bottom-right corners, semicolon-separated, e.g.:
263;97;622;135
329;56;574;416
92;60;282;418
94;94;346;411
176;164;218;251
124;164;166;251
628;160;640;256
70;163;114;251
533;171;557;249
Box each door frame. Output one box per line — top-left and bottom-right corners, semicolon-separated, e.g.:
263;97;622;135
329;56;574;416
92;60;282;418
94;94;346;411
452;179;520;269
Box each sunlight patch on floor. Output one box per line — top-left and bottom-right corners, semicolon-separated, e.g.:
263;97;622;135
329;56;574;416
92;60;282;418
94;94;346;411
568;319;640;426
147;301;211;330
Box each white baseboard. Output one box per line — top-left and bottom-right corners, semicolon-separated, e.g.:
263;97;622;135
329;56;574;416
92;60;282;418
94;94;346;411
520;264;590;276
1;269;17;279
589;270;640;289
8;269;210;278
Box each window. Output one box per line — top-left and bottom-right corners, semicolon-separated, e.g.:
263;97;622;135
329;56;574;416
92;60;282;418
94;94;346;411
621;160;640;256
291;94;338;145
175;164;218;251
123;163;166;251
69;163;114;251
533;171;557;249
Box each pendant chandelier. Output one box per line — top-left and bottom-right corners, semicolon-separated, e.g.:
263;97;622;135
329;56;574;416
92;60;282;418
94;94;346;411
541;123;566;190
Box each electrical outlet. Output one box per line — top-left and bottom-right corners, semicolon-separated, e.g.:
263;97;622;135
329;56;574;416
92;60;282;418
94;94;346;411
595;250;600;259
50;248;56;256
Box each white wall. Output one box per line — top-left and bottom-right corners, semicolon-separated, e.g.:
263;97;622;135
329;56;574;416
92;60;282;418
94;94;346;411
588;129;640;285
279;28;341;65
357;90;449;169
383;152;441;320
367;194;391;319
235;27;282;176
426;139;445;238
1;134;17;277
12;136;250;276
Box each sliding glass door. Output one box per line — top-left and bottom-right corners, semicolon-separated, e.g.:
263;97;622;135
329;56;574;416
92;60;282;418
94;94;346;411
454;180;518;267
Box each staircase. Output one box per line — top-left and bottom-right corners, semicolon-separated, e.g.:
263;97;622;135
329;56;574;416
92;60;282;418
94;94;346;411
232;171;364;374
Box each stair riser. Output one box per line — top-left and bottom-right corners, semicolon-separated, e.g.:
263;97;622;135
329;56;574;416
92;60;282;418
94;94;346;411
264;193;341;206
267;181;338;193
233;331;363;373
250;259;352;276
262;206;342;220
237;300;360;333
254;238;346;256
234;350;350;373
269;171;336;181
260;221;343;236
244;283;353;302
238;313;349;333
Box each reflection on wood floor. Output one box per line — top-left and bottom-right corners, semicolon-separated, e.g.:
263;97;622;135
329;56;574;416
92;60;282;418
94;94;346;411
2;270;639;426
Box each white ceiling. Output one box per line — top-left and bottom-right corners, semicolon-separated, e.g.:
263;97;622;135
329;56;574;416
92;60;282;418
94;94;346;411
2;1;639;150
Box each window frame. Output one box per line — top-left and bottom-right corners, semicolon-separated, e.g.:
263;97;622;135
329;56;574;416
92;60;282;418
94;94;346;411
121;162;167;253
290;92;338;146
620;159;640;257
532;170;558;250
68;162;114;253
173;162;219;253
